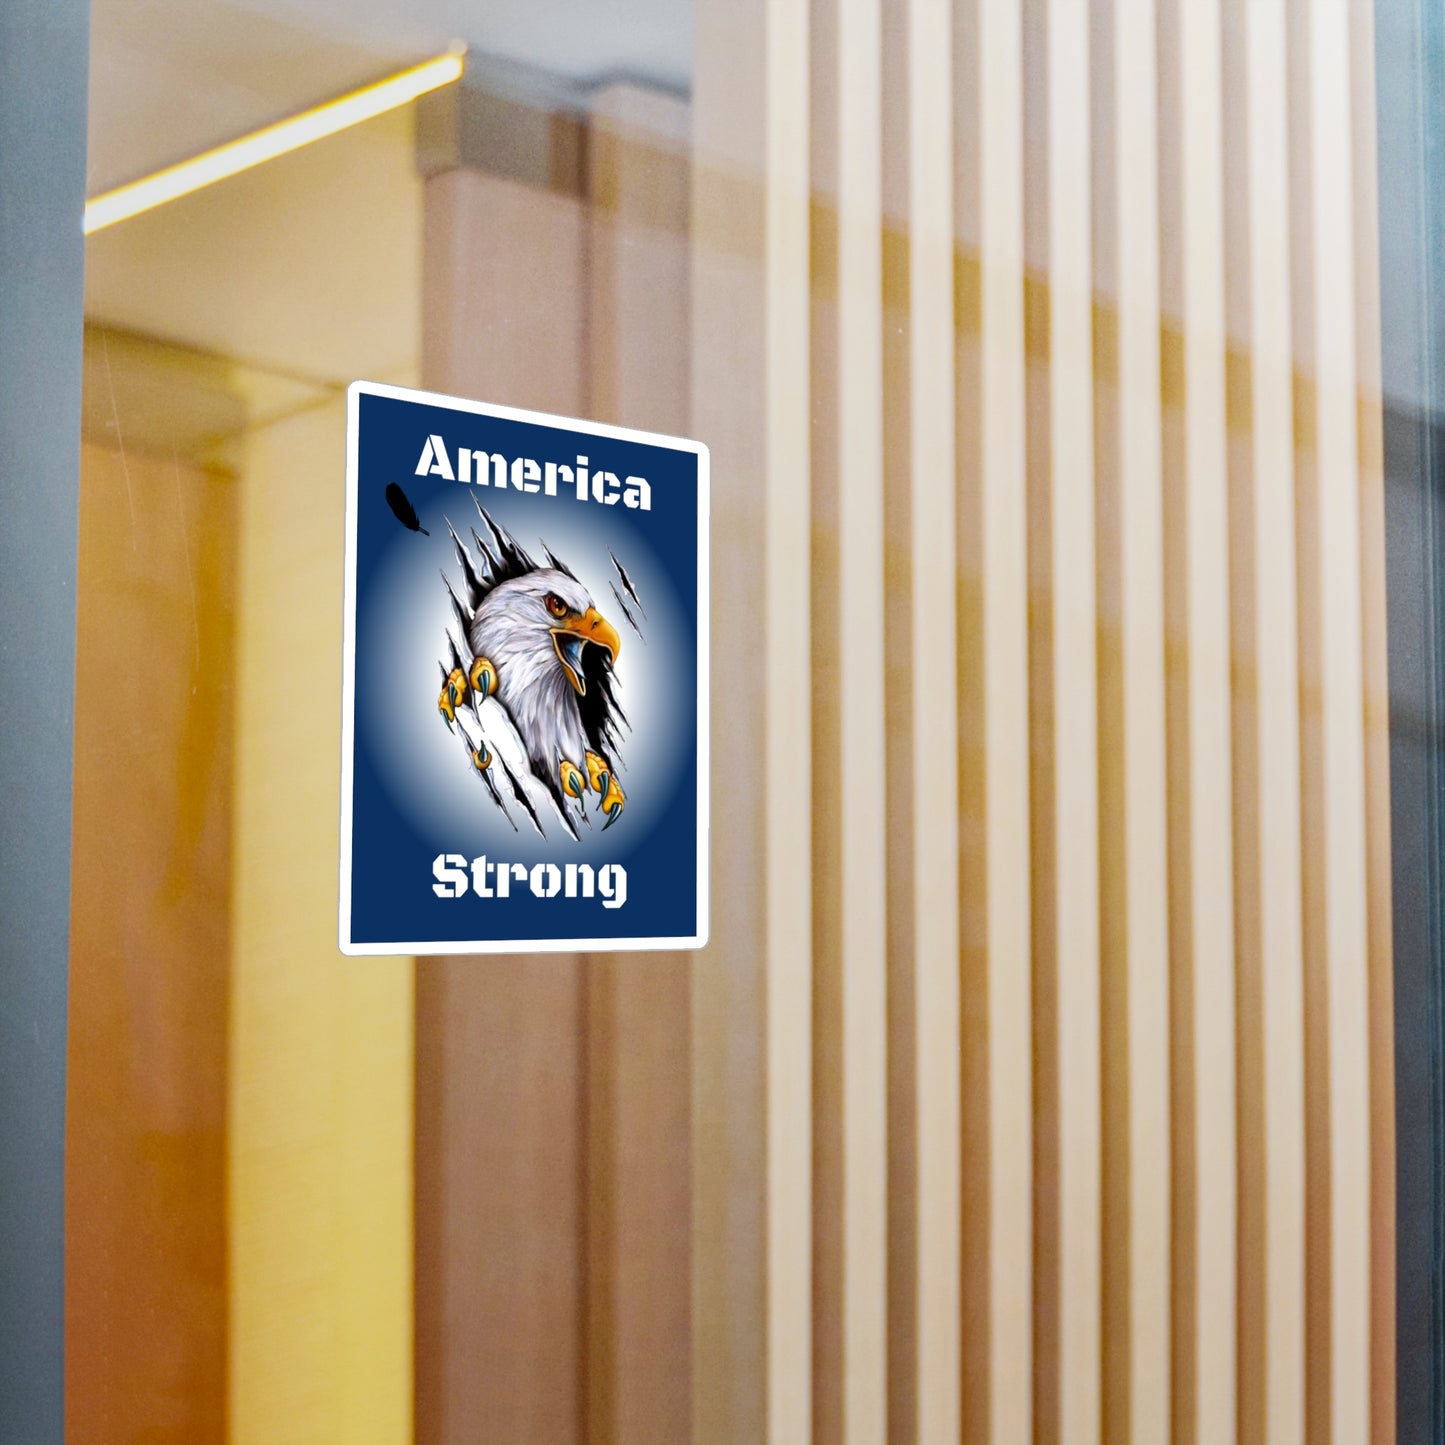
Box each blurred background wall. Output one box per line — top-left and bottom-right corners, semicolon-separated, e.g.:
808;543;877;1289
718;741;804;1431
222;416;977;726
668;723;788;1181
64;1;1399;1442
68;45;422;1444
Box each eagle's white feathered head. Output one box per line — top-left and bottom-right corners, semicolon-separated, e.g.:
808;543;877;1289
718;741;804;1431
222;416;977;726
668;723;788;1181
440;501;629;833
469;568;621;785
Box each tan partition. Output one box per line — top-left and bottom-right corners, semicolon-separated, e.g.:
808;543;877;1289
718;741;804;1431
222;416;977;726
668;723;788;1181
415;75;700;1445
67;433;234;1445
414;953;583;1444
691;2;814;1442
414;154;588;1445
229;397;414;1445
588;84;692;436
75;106;422;1445
585;81;694;1445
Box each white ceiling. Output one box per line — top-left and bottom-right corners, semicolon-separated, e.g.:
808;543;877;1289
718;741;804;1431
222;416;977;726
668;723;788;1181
245;0;693;90
84;104;423;391
88;0;692;194
84;0;690;409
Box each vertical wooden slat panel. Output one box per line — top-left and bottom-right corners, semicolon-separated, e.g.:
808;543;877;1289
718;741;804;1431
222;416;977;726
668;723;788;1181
832;0;884;1416
955;0;1033;1440
810;9;845;1426
584;82;693;1445
689;37;769;1416
690;0;813;1440
1092;0;1171;1439
881;8;919;1441
833;0;889;1413
687;3;1394;1439
811;0;888;1435
760;1;815;1438
1221;0;1307;1441
1288;1;1372;1440
1022;4;1054;1432
905;0;962;1438
1347;5;1397;1440
1284;16;1329;1441
1025;0;1100;1436
1158;0;1237;1438
881;0;961;1438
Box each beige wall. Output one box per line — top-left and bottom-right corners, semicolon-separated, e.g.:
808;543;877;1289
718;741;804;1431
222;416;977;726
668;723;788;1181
413;78;695;1445
229;397;414;1445
72;108;422;1445
67;437;235;1445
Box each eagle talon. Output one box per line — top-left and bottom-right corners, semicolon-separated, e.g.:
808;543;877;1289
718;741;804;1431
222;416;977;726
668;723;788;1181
469;655;496;702
560;759;586;805
584;751;625;823
439;667;467;727
471;744;491;772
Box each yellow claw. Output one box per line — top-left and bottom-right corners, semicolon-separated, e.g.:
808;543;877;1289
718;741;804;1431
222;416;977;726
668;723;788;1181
584;750;608;794
584;749;625;819
440;660;496;728
560;759;586;803
469;655;497;701
471;745;491;772
438;667;467;727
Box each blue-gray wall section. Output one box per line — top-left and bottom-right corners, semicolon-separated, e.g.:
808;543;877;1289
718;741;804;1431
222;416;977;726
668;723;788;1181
1377;0;1445;1433
0;1;89;1440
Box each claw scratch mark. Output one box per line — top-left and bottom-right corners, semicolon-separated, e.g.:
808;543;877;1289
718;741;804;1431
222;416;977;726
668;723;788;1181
609;580;644;640
100;329;136;545
171;441;200;670
480;763;516;828
451;688;516;828
541;542;578;581
609;549;646;618
499;755;546;837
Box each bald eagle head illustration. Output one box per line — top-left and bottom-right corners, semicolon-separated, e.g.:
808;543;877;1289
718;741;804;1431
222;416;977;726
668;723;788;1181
436;500;633;835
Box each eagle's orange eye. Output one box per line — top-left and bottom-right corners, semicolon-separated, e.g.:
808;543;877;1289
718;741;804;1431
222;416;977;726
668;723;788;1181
544;593;568;618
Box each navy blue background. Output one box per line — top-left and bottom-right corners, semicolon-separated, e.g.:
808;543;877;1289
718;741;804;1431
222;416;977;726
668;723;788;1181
346;389;701;947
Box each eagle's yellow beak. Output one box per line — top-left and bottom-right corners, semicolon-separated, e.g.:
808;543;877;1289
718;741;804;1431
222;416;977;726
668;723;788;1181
551;606;621;695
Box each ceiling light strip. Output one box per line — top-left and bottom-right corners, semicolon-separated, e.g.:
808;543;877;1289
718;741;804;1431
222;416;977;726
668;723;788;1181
83;49;465;235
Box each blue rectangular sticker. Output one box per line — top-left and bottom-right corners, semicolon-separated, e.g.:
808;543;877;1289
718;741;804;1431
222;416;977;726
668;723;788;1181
339;382;710;955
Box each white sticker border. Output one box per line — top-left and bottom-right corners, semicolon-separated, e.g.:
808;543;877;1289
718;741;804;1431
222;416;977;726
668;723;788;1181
338;379;710;956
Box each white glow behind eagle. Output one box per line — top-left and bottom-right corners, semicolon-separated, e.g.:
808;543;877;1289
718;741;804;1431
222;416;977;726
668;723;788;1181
356;504;691;863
